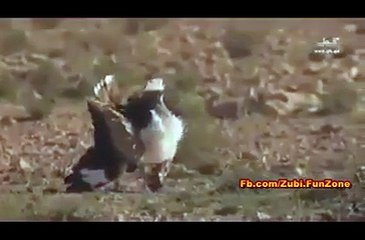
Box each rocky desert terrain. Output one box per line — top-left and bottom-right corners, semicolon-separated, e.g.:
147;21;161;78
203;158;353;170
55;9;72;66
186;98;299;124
0;18;365;221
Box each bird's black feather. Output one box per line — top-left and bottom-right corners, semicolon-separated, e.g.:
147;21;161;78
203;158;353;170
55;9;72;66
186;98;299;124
118;90;163;131
64;100;144;193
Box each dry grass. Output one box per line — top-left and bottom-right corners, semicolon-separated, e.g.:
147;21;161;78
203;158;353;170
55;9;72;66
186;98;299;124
0;18;365;221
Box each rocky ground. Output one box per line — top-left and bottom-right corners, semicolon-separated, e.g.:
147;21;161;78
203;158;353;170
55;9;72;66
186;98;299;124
0;18;365;221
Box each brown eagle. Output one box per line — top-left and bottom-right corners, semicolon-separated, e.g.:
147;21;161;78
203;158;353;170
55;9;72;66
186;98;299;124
64;75;185;193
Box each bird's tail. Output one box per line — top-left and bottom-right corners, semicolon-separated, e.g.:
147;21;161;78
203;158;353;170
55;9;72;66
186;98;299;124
93;75;121;106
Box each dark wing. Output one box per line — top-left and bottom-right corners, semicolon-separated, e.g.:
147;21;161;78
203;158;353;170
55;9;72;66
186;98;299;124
87;100;117;159
90;99;145;161
102;104;145;161
118;90;162;131
64;99;144;193
64;147;98;192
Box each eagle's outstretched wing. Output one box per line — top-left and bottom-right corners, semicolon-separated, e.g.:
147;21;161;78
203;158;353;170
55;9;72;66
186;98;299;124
64;99;144;193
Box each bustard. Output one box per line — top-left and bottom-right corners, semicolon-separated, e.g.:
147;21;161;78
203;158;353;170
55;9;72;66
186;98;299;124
65;75;185;192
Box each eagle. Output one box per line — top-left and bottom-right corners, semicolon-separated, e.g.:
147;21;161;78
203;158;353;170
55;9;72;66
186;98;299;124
64;75;185;193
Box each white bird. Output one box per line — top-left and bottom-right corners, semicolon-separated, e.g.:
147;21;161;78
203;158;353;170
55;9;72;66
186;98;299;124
64;75;185;192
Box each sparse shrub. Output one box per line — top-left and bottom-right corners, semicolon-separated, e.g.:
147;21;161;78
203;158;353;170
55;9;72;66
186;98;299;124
223;29;259;59
60;75;93;100
286;41;312;67
0;194;29;220
178;92;208;119
31;19;61;29
17;83;55;120
0;19;12;30
124;19;140;35
87;30;121;55
171;70;199;93
124;19;169;35
0;67;18;101
28;60;65;97
43;194;83;219
92;56;119;80
0;30;28;55
134;32;159;61
320;81;358;114
175;92;227;174
114;66;149;88
140;19;169;32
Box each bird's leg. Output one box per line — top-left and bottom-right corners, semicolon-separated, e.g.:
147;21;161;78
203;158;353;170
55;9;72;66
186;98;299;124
142;160;172;192
160;159;172;181
117;167;145;193
142;163;164;192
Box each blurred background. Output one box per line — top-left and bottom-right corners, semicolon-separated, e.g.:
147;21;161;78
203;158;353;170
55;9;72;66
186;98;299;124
1;18;365;221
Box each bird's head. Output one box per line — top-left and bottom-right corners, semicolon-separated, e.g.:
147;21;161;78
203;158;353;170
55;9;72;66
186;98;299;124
144;78;165;92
